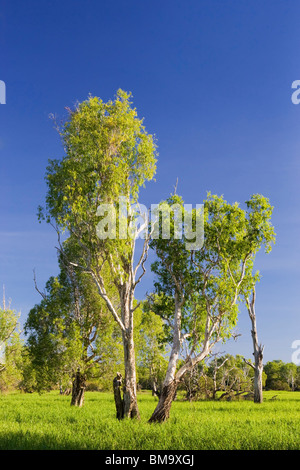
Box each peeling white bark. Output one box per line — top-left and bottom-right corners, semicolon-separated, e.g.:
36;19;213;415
246;288;264;404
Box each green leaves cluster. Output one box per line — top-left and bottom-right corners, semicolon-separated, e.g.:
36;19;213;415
0;306;23;392
40;89;157;231
148;192;276;350
25;244;121;391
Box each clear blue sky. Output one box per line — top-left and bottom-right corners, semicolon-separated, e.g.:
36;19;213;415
0;0;299;363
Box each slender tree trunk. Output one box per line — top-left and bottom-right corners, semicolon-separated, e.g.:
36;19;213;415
247;288;264;404
291;376;295;392
253;346;264;403
113;372;124;419
148;294;213;423
71;370;86;407
94;278;140;420
152;379;160;398
119;290;140;419
212;373;218;400
122;328;140;418
212;357;228;400
149;298;182;423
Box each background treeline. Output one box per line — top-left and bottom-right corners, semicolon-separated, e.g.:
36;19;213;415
0;303;299;397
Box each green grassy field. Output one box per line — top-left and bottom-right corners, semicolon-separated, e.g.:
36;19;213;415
0;390;299;450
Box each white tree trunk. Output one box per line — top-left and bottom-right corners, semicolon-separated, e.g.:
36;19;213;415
121;288;140;419
149;297;182;422
247;289;264;404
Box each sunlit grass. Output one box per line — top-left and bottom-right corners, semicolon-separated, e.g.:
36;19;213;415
0;390;299;450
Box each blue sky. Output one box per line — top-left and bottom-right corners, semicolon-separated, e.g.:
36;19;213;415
0;0;299;363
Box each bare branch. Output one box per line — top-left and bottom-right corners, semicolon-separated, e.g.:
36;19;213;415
243;357;255;370
33;269;47;300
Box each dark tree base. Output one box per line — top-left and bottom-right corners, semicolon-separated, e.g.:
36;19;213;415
71;370;86;407
148;380;178;423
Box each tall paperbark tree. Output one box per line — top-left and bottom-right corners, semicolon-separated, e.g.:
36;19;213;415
148;193;275;422
38;90;157;418
241;195;276;403
243;287;265;403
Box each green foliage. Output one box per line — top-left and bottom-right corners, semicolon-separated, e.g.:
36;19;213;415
45;90;157;218
0;307;19;346
264;360;300;391
148;195;204;346
196;192;275;340
18;347;37;393
148;192;275;355
25;244;122;392
0;306;23;392
179;354;264;401
39;90;157;282
134;304;168;391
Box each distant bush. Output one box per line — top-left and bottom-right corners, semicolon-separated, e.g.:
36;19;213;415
86;382;100;392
